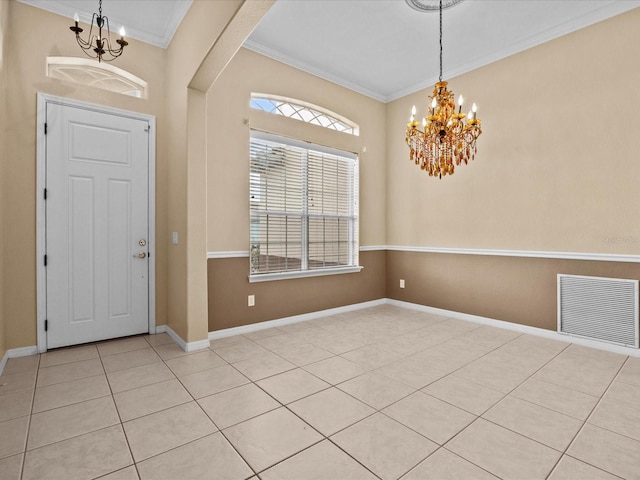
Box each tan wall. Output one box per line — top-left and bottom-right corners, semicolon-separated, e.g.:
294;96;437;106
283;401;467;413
387;250;640;331
5;1;638;348
205;47;387;331
2;0;270;349
0;0;9;360
4;1;167;349
207;47;387;252
386;8;640;255
385;8;640;331
209;250;386;331
164;0;254;342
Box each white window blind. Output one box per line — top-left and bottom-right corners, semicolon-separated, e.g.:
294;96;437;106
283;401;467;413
250;132;359;277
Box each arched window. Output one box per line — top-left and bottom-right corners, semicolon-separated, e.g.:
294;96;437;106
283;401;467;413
46;57;147;98
250;94;359;136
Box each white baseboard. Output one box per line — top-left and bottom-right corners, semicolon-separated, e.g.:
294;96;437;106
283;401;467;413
386;299;640;357
0;345;39;377
162;325;210;353
4;296;634;378
0;327;207;376
186;339;211;352
209;299;387;341
0;352;6;377
207;297;640;358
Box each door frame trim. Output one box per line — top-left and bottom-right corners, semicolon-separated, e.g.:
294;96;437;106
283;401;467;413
36;93;157;353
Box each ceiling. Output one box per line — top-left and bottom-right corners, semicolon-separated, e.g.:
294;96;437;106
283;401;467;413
18;0;640;102
17;0;193;48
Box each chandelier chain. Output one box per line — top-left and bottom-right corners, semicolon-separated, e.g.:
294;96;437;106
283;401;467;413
98;0;102;18
439;0;443;82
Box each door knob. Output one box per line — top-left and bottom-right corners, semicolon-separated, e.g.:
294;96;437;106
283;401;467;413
133;252;147;258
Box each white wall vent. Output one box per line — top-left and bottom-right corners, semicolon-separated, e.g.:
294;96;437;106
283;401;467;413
558;274;639;348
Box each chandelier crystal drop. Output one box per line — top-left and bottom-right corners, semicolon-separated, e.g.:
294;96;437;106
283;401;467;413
69;0;128;63
405;0;481;179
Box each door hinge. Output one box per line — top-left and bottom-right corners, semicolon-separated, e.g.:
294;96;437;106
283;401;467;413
44;188;48;200
44;255;47;266
44;319;48;332
144;124;150;132
44;123;48;135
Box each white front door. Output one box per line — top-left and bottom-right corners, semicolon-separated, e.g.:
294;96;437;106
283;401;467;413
45;103;150;349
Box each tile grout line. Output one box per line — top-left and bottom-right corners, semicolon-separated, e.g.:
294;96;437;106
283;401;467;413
249;318;486;478
162;341;261;479
221;344;377;478
211;315;556;479
427;341;575;479
19;354;41;480
107;336;230;477
324;437;384;480
202;341;376;479
438;447;501;480
192;392;259;478
9;310;638;480
374;329;571;418
543;355;633;480
211;329;386;478
95;342;140;479
16;332;330;479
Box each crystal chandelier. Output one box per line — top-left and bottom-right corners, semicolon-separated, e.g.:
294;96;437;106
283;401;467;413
69;0;128;63
405;0;482;178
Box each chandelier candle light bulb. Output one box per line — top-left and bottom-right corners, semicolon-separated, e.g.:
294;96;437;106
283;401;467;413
404;0;482;179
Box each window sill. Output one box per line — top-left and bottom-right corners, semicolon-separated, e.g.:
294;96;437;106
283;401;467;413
249;266;363;283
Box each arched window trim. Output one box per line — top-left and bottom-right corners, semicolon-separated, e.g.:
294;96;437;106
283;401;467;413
46;56;147;99
250;93;359;136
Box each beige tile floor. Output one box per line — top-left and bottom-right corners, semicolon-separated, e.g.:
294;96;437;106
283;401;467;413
1;305;640;480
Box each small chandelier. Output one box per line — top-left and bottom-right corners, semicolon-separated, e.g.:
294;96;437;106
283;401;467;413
69;0;128;63
405;0;482;178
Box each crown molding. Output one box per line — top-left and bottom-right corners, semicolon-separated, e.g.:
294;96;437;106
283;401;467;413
16;0;192;49
242;41;388;103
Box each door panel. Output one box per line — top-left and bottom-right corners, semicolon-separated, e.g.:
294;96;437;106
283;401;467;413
69;175;95;323
108;179;132;318
46;103;149;349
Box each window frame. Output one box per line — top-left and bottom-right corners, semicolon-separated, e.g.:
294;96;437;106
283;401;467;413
250;94;359;136
46;56;147;98
249;130;362;283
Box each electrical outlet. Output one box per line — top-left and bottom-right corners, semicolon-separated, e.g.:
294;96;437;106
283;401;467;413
248;294;255;307
400;279;405;289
